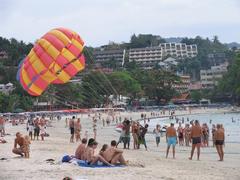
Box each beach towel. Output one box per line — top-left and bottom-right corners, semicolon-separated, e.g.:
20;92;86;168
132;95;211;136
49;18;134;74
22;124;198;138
61;155;125;168
76;160;125;168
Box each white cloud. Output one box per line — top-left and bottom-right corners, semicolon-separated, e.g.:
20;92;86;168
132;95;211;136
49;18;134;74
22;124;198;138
0;0;239;46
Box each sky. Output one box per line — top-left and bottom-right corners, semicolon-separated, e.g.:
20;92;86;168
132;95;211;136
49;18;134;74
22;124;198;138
0;0;240;47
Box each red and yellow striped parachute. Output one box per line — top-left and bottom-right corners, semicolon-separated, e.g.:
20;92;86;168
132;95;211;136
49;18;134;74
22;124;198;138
17;28;85;96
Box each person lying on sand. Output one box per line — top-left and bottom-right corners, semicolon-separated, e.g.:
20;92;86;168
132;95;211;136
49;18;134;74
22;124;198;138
84;138;113;166
102;140;127;165
75;138;87;160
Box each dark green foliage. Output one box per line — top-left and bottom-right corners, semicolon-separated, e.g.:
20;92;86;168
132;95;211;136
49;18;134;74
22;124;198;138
217;53;240;104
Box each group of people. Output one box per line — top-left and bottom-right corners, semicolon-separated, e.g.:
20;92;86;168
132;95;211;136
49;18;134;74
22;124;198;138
26;116;48;141
165;120;225;161
74;138;127;166
8;112;225;163
118;119;149;150
67;116;82;143
174;122;211;147
115;117;225;161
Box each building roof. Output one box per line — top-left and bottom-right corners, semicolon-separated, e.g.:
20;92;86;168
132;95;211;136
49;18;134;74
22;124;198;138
172;93;190;101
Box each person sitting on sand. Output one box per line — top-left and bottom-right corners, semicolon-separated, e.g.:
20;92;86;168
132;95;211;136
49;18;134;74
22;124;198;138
189;120;202;160
12;132;26;157
99;144;109;156
166;123;177;159
75;138;87;160
214;124;225;161
84;138;112;166
102;140;127;165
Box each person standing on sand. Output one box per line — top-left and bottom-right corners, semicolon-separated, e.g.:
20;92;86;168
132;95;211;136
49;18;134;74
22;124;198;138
189;120;202;160
212;124;216;147
166;123;177;159
0;116;5;137
69;116;75;143
33;117;40;140
132;121;139;149
214;124;225;161
123;120;131;149
177;123;184;146
75;118;81;142
184;124;191;146
138;124;148;150
65;118;68;128
153;124;161;147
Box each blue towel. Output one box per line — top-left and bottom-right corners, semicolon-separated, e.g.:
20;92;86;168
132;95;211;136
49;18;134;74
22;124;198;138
77;160;125;168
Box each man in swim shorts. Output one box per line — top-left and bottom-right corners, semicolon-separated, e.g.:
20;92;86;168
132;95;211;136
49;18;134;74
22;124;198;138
166;123;177;159
69;116;75;143
12;132;25;157
189;120;202;160
214;124;225;161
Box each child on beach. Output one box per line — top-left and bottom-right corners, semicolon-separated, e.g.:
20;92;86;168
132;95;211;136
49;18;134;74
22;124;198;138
153;124;161;147
23;135;31;158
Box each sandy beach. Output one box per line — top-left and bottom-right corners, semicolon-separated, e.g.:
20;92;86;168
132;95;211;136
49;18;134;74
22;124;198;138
1;108;240;180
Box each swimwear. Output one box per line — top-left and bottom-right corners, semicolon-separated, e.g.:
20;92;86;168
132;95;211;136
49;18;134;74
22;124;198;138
70;127;74;135
34;127;40;136
178;132;183;139
167;137;177;146
192;137;201;144
215;140;224;145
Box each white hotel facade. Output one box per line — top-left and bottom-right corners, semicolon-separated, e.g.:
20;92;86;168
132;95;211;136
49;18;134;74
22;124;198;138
129;43;198;69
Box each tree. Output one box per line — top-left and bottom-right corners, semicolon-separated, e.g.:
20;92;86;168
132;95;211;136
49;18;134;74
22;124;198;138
109;71;141;99
217;53;240;104
130;34;166;48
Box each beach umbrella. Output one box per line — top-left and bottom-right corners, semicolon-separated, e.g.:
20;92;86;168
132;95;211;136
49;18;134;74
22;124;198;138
17;27;85;96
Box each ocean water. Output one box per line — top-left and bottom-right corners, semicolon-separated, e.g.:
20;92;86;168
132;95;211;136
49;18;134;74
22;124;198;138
144;112;240;143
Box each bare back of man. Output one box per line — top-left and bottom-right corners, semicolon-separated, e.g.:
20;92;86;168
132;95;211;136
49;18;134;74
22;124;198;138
103;140;127;165
12;132;25;157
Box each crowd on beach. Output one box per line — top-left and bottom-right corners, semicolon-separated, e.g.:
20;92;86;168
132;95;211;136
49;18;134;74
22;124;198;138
63;111;226;164
0;109;228;165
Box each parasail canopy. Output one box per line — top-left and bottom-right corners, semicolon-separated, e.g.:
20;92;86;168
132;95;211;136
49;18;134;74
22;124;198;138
17;27;85;96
